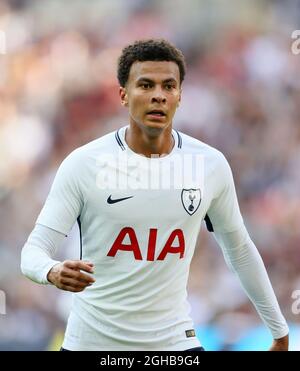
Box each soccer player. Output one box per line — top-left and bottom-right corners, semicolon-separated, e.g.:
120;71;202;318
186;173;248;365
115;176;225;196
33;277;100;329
21;39;289;351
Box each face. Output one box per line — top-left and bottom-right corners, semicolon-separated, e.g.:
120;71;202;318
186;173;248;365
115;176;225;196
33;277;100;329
119;61;181;132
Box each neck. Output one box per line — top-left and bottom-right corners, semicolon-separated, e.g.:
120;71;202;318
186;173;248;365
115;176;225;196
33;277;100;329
125;123;174;158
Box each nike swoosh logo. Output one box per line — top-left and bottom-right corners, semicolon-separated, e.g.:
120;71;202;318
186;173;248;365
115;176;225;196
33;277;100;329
107;195;134;204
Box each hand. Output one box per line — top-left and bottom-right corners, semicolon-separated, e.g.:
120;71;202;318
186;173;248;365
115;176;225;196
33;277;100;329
269;334;289;351
47;260;95;292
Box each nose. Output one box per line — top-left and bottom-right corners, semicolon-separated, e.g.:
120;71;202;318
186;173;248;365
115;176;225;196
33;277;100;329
151;88;166;104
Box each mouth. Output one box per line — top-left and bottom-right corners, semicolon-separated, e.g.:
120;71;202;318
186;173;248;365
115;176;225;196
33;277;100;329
146;109;166;119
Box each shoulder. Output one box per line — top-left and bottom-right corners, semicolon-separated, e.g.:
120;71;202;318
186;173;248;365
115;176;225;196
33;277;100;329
61;129;119;165
178;130;229;169
54;130;120;184
75;130;118;157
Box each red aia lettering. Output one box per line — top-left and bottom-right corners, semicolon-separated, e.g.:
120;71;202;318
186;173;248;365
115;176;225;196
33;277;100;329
107;228;185;260
147;228;157;261
107;227;142;260
156;229;185;260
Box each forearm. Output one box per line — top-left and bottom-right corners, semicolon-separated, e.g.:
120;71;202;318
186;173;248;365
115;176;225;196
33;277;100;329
21;224;65;284
213;226;289;339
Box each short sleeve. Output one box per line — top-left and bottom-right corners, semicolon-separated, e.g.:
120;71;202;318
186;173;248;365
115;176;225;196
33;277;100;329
206;154;244;233
36;150;84;235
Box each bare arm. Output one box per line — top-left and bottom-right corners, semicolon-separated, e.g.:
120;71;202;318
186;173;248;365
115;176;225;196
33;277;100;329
269;335;289;351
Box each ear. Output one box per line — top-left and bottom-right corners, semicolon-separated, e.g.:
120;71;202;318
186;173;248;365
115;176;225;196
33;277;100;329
119;87;128;107
177;88;182;107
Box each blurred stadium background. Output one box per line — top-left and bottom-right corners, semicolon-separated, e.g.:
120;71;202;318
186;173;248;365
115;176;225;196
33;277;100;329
0;0;300;351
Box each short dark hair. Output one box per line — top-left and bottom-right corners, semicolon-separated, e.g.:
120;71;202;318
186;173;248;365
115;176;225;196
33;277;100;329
117;39;186;87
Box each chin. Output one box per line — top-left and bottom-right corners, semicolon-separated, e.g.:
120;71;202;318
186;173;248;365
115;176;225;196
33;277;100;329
142;122;168;137
143;119;171;131
130;116;171;136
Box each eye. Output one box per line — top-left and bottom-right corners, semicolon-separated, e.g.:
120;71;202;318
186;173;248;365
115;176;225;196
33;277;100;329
140;83;151;89
165;84;175;90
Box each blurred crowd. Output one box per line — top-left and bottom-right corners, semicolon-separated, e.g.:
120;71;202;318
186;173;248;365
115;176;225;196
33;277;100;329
0;0;299;350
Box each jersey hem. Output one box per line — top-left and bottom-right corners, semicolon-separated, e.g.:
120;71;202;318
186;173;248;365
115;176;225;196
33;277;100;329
62;338;201;351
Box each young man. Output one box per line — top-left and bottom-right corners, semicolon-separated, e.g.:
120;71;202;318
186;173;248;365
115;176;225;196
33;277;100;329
21;39;289;351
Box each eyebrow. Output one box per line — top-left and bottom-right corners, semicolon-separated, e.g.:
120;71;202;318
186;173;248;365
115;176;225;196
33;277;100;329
136;77;178;84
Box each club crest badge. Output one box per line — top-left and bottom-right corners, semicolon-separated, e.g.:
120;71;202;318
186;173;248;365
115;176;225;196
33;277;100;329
181;189;201;215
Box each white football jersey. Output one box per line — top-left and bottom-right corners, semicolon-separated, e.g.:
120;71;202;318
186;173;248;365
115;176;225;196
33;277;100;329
36;125;244;350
